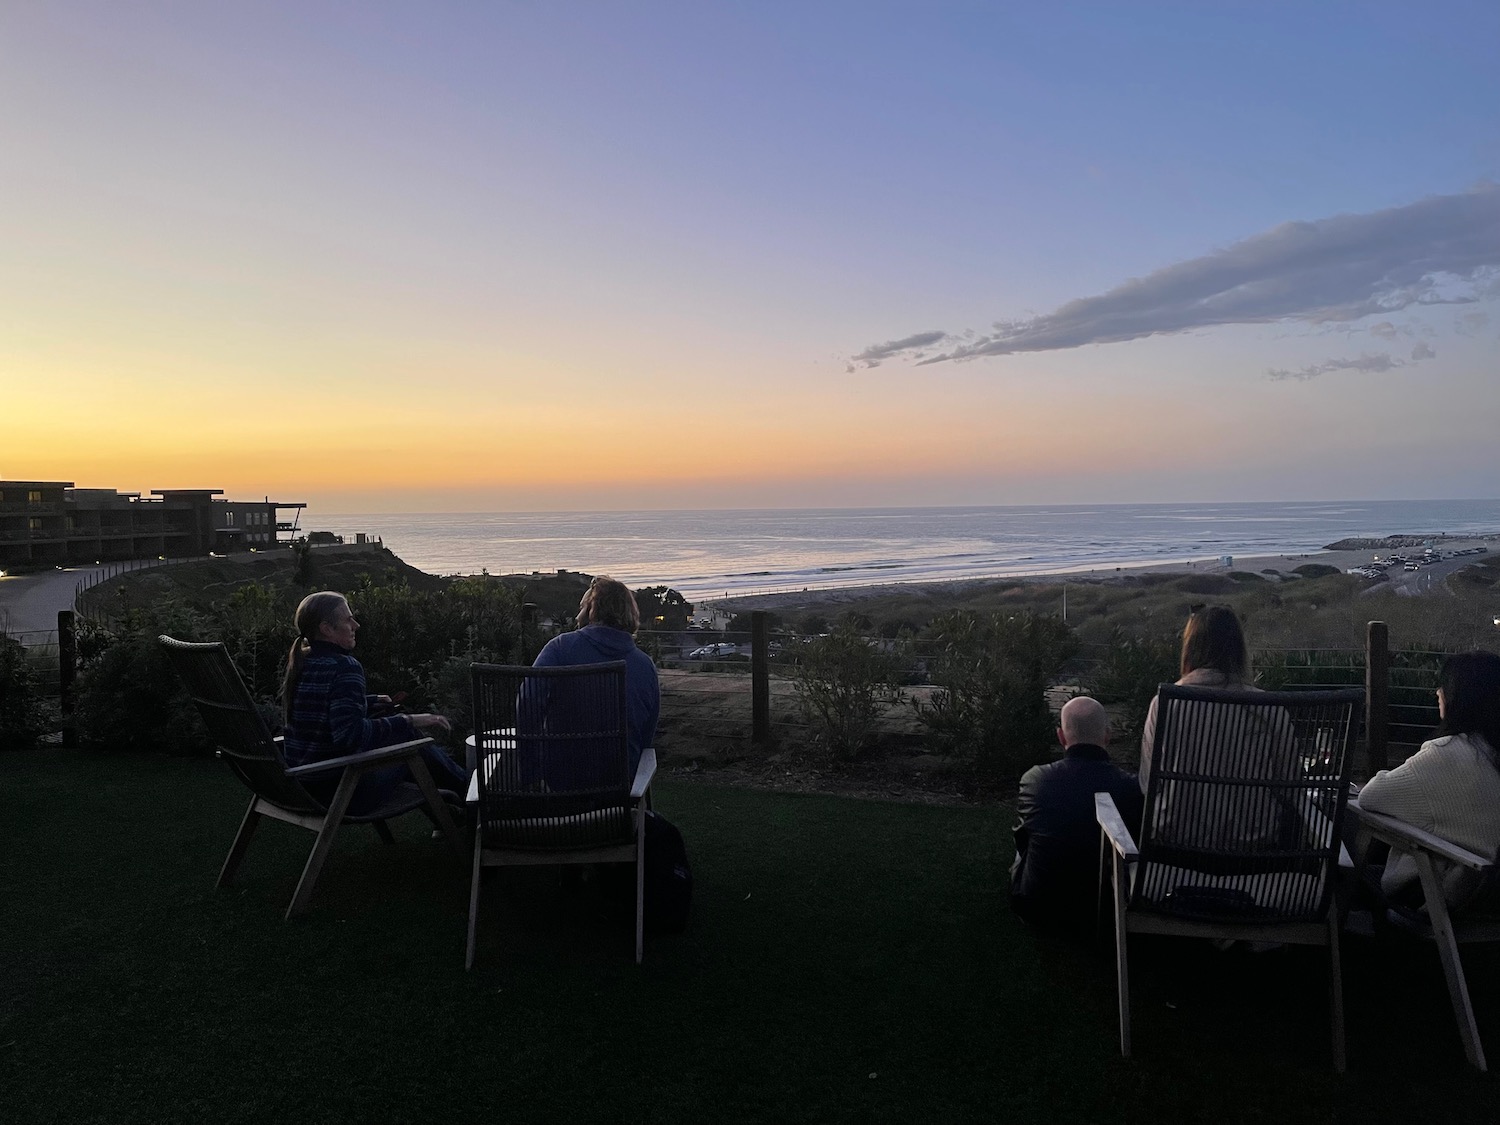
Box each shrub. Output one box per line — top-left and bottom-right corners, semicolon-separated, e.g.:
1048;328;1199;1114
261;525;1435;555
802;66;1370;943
1292;564;1342;579
0;633;49;751
1085;628;1180;746
636;585;694;631
914;610;1077;778
1229;571;1267;583
349;575;521;706
213;580;296;700
1254;648;1365;691
1170;574;1236;596
75;624;208;755
792;624;901;760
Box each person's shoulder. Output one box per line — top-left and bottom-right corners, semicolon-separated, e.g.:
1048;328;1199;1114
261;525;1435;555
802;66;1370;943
1414;732;1497;768
1019;758;1065;790
533;632;577;663
305;648;357;671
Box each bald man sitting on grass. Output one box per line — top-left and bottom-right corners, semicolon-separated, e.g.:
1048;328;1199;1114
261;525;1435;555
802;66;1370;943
1010;696;1144;931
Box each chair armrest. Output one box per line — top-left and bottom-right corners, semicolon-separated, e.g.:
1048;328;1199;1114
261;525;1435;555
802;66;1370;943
630;748;657;801
284;737;435;778
1351;799;1493;871
1095;792;1139;862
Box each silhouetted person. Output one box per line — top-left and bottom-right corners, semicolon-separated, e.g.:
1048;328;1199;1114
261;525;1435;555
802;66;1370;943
1011;696;1142;930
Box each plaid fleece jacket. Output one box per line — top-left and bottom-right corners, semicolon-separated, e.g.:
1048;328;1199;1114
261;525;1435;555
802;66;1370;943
282;640;415;769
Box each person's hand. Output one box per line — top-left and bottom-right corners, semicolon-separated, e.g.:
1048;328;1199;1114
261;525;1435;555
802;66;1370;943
412;712;452;734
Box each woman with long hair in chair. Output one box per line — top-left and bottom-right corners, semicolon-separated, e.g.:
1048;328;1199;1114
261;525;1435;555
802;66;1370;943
280;590;468;814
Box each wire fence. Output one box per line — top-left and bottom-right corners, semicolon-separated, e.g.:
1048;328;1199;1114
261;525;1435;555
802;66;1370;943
4;628;62;695
3;612;1457;765
639;630;1450;771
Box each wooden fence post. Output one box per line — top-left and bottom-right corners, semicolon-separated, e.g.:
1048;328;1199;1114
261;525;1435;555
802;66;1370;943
58;609;77;748
1365;620;1389;776
751;611;771;746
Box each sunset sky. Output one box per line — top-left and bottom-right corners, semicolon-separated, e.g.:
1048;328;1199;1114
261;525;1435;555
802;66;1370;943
3;3;1498;513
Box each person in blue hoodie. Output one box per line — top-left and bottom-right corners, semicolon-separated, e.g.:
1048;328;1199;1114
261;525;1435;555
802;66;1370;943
528;575;660;784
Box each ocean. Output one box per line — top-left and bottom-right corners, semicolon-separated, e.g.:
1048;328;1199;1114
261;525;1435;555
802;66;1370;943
310;499;1500;601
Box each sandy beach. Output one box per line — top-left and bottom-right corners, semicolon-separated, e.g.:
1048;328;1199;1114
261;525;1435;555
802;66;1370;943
710;535;1499;613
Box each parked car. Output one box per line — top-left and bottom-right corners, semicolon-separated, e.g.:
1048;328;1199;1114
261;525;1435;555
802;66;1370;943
688;642;738;659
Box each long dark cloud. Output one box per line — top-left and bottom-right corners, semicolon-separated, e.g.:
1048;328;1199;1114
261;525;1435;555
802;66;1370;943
852;185;1500;368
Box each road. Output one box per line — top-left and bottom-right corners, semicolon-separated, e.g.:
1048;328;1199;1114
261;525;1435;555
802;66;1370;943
1359;553;1488;598
0;564;116;637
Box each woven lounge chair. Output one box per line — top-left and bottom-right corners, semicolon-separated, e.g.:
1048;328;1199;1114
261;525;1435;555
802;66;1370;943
1349;797;1500;1070
467;661;655;968
159;636;463;919
1097;684;1364;1070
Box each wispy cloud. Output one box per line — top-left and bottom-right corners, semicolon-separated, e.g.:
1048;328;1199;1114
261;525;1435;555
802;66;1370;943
1265;344;1436;382
852;185;1500;368
847;330;947;371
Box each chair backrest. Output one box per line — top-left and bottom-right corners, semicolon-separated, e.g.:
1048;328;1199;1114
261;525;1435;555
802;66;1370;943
470;661;631;846
1135;684;1364;923
158;635;321;813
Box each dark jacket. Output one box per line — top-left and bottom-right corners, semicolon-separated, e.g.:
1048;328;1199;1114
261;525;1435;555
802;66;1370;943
1010;744;1143;929
532;625;660;773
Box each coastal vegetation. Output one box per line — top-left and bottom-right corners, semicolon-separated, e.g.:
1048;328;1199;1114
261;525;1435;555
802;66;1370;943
742;554;1500;657
791;622;903;760
0;632;49;751
913;610;1076;778
58;545;1500;799
68;547;563;752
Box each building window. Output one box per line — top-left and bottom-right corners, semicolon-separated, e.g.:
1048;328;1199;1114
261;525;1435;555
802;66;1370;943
66;515;76;531
29;516;43;530
28;490;42;503
225;511;236;526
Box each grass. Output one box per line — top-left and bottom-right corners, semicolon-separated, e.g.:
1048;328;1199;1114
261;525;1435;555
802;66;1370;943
3;750;1497;1123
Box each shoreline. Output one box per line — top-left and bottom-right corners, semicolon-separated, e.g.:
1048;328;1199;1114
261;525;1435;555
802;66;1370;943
703;534;1500;613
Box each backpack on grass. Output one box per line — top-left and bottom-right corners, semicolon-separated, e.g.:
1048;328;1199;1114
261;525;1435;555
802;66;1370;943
603;810;693;934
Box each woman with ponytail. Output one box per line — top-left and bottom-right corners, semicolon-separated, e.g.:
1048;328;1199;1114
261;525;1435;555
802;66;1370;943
281;591;468;813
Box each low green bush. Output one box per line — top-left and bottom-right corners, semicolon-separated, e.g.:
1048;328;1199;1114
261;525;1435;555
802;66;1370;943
75;618;208;755
1292;563;1342;579
0;633;49;751
1085;627;1179;745
914;610;1076;778
792;625;902;760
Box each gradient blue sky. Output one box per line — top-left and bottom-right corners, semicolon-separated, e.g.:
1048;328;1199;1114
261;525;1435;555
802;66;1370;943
3;2;1497;511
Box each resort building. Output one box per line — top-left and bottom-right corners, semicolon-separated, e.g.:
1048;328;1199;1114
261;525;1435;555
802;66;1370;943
0;480;306;568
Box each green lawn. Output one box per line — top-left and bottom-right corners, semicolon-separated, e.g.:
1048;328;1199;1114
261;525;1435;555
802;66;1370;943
2;750;1495;1123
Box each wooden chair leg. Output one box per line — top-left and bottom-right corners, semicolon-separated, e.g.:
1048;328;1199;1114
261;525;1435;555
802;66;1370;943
1416;852;1487;1070
217;796;264;889
409;756;463;859
1112;851;1132;1057
371;820;396;845
466;832;484;971
286;770;359;920
635;804;646;965
1327;910;1346;1073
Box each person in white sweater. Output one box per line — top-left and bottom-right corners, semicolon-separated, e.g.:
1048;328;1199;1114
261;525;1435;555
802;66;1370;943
1359;650;1500;910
